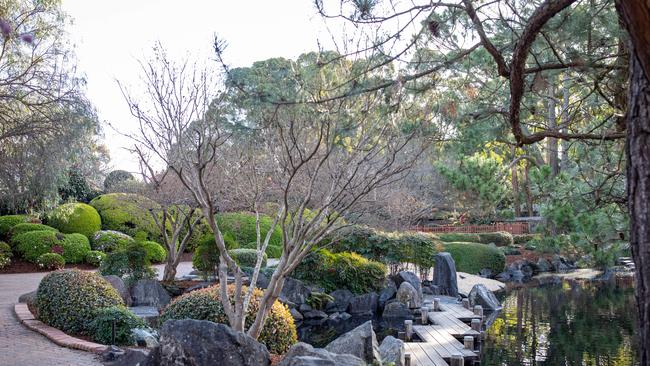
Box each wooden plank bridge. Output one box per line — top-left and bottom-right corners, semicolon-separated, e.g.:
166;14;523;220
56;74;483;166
402;295;486;366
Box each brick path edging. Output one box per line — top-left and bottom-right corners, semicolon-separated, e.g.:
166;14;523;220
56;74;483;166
14;303;108;354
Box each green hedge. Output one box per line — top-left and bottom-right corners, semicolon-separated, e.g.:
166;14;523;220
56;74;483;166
294;249;388;294
513;233;541;244
140;241;167;263
92;230;135;253
89;193;160;240
36;270;124;335
442;242;506;274
216;212;283;258
48;203;101;238
438;232;481;243
228;248;267;268
0;241;11;257
60;233;92;263
0;215;37;238
89;306;146;345
99;242;156;285
477;231;514;246
9;223;58;238
36;253;65;270
85;250;106;266
13;231;62;262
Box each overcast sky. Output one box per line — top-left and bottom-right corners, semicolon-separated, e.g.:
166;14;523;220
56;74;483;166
61;0;331;174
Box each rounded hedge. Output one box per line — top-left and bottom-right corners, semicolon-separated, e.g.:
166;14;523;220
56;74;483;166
513;233;541;244
13;230;61;262
216;212;283;258
0;215;37;238
36;269;124;335
0;241;12;257
140;241;167;263
442;242;506;274
60;233;91;263
48;203;102;238
92;230;135;252
438;232;481;243
85;250;106;266
90;193;160;240
477;231;514;247
9;223;58;238
161;285;297;354
229;248;267;268
192;233;238;276
36;253;65;270
89;306;146;345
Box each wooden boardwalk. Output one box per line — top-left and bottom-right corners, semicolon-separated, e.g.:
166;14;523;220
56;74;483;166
403;296;484;366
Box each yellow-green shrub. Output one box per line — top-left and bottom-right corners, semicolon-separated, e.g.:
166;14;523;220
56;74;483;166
477;231;514;246
140;241;167;263
438;232;481;243
48;203;101;238
442;242;506;274
9;223;58;238
89;193;160;240
36;253;65;270
0;215;38;238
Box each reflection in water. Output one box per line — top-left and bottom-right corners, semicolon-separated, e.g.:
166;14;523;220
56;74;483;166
482;282;638;366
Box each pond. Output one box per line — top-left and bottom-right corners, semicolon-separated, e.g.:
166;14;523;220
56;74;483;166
482;281;639;366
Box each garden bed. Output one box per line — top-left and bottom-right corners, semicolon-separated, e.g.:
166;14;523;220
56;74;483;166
0;258;96;274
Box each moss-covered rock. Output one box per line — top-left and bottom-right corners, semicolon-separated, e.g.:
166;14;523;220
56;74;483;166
90;193;160;240
48;203;101;238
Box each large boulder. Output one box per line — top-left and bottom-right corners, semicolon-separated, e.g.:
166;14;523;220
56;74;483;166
279;342;364;366
148;319;270;366
379;336;405;366
432;252;458;297
392;271;423;301
281;278;312;305
325;320;381;364
325;289;354;313
378;280;397;308
347;292;378;316
131;279;171;309
396;282;421;308
468;284;501;311
104;275;132;306
382;301;413;324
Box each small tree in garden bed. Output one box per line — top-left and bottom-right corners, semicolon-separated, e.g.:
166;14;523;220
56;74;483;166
120;45;432;339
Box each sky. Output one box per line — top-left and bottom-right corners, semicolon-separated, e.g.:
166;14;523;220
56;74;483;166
61;0;331;174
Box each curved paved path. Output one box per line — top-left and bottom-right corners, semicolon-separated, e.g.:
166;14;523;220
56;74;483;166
0;261;196;366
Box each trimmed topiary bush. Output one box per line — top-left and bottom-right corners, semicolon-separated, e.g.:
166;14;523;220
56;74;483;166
0;241;12;257
92;230;135;252
0;214;37;238
13;230;62;262
89;306;146;345
294;249;388;294
99;242;156;285
36;269;124;335
9;223;58;238
513;233;541;244
438;232;481;243
477;231;514;247
442;242;506;274
36;253;65;270
160;284;297;354
228;248;267;268
89;193;160;240
85;250;106;266
216;212;283;258
48;203;101;238
192;233;238;278
60;233;91;263
140;241;167;263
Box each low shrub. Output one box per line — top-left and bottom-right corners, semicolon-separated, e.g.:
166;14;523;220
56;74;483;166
60;233;91;263
160;284;297;354
85;250;106;266
191;233;238;278
89;306;146;345
442;242;506;274
0;241;12;257
0;215;37;238
477;231;514;247
99;242;156;285
294;249;388;294
36;253;65;270
500;245;522;256
140;241;167;263
92;230;135;253
216;212;283;258
0;253;10;269
513;234;541;244
89;193;161;240
13;231;61;262
228;248;267;268
9;223;58;238
36;269;124;335
48;203;102;238
438;232;481;243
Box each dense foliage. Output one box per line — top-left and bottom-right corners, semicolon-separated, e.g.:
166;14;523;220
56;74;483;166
36;270;124;335
443;242;506;274
85;250;106;266
47;203;101;238
477;232;514;247
229;248;267;268
216;212;283;258
99;242;156;285
9;223;58;238
0;215;36;238
60;233;91;263
36;253;65;270
91;230;135;252
139;240;167;263
89;193;160;240
13;231;62;262
191;233;237;278
160;285;297;354
89;306;146;345
438;232;481;243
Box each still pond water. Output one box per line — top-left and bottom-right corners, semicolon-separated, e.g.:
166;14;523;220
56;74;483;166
298;281;639;366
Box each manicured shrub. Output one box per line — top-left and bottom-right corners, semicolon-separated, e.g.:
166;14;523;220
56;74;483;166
160;285;297;354
216;212;283;258
36;269;124;335
48;203;102;238
99;242;156;285
477;231;514;247
9;223;58;238
0;253;10;269
442;242;506;274
36;253;65;270
500;245;521;256
13;230;61;262
0;241;12;257
228;248;267;268
140;241;167;263
513;233;541;244
89;193;160;240
92;230;135;252
294;249;388;294
85;250;106;267
60;233;91;263
438;232;481;243
0;214;37;238
192;233;238;278
89;306;146;345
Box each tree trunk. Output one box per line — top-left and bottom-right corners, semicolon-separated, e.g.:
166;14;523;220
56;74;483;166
524;161;534;217
163;258;177;282
511;146;522;217
560;73;570;171
547;79;560;176
616;2;650;363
